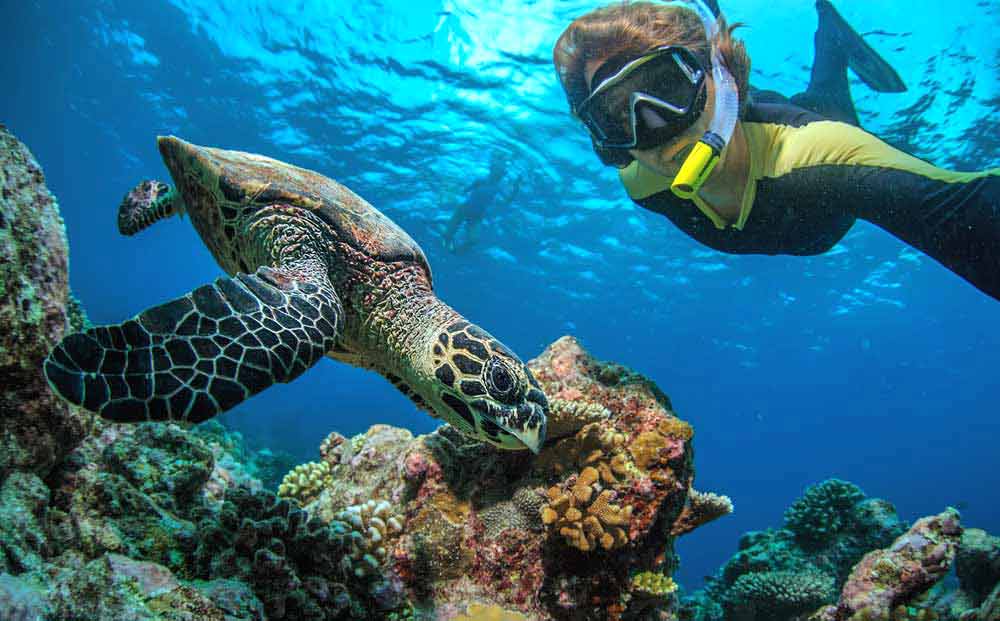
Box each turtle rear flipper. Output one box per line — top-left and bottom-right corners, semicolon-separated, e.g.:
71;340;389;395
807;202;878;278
44;265;342;423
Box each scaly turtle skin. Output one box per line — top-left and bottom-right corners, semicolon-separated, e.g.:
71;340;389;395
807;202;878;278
45;137;547;452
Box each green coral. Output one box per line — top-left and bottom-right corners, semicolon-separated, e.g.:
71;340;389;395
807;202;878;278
725;570;835;621
277;460;332;505
784;478;865;550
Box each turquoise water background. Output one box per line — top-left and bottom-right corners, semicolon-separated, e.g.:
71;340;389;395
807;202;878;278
3;0;998;590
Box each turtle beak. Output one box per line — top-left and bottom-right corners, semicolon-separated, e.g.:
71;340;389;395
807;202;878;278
516;395;548;454
470;395;548;454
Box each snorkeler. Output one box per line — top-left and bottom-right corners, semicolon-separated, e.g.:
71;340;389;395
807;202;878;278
554;0;1000;300
442;153;519;253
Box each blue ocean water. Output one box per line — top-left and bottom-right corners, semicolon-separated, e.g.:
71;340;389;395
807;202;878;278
3;0;998;591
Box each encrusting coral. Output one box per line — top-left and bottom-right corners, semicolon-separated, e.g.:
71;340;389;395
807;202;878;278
679;479;911;621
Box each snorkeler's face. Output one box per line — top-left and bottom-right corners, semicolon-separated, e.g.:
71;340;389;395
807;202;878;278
584;52;714;170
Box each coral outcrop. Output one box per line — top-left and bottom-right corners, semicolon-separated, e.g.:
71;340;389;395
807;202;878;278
0;125;93;479
269;336;727;620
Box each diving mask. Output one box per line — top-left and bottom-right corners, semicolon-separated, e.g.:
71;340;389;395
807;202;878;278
576;46;708;152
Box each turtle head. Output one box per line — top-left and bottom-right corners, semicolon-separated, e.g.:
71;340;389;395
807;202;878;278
425;320;548;453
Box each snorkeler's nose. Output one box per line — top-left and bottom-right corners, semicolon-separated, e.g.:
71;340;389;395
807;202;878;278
639;105;668;129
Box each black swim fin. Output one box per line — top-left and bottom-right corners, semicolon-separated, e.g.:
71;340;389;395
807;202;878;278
816;0;906;93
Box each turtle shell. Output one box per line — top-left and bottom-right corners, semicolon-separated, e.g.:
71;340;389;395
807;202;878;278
158;136;432;282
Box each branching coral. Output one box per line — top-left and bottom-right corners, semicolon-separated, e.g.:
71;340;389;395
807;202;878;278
277;461;332;505
337;499;404;578
192;486;363;620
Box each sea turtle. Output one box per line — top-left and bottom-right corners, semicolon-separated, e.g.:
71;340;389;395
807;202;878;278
44;136;547;452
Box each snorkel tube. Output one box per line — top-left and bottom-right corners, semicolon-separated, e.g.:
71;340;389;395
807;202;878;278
665;0;739;200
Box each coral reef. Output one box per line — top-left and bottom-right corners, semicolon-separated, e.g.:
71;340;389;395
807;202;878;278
15;126;994;620
812;509;963;621
0;125;93;479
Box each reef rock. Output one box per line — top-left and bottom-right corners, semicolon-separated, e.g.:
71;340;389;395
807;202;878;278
0;124;92;479
812;508;963;621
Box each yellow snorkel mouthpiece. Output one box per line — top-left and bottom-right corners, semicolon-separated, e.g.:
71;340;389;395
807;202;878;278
670;131;725;199
671;139;718;199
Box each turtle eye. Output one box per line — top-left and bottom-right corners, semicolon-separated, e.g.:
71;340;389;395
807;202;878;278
484;357;520;405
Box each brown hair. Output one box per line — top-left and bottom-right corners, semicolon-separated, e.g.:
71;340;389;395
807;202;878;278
553;1;751;116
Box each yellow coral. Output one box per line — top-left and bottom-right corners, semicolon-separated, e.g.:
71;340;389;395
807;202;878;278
588;490;633;527
453;603;528;621
656;417;693;442
631;571;678;597
628;431;669;471
277;460;332;505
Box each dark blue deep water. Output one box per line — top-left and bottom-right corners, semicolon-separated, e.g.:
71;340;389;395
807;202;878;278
3;0;998;591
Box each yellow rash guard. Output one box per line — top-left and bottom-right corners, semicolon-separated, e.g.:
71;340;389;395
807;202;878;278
619;102;1000;299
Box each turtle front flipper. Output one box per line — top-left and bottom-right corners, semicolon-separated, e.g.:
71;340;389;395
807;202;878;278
44;266;342;423
118;180;185;236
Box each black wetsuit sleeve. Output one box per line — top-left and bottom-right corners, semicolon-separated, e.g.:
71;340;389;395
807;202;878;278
830;164;1000;299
